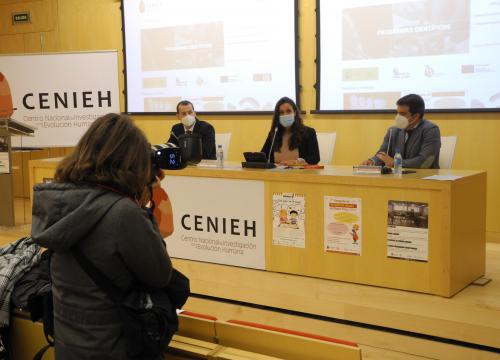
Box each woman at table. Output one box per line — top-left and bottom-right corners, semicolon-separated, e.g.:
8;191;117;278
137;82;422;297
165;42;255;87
261;97;320;165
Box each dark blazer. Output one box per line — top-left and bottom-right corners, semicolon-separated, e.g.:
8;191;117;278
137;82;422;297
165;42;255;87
167;119;216;160
370;118;441;168
261;126;320;165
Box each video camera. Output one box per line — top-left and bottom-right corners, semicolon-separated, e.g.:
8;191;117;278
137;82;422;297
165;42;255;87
151;143;186;170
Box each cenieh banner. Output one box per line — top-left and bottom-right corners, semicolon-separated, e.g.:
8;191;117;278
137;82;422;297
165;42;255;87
164;176;265;270
0;51;120;147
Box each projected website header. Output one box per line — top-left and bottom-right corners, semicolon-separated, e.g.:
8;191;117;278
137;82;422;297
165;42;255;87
123;0;298;113
319;0;500;111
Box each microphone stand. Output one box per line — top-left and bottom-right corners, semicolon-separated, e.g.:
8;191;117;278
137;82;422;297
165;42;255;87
386;128;392;154
267;127;278;163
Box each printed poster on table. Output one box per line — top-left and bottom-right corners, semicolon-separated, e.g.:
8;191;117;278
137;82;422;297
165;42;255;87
324;196;362;255
272;193;305;248
387;200;429;262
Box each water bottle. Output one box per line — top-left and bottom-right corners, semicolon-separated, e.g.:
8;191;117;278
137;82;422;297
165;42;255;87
393;148;403;176
216;145;224;168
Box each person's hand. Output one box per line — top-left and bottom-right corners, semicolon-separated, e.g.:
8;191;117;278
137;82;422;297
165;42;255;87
361;159;374;166
279;158;306;166
376;152;394;167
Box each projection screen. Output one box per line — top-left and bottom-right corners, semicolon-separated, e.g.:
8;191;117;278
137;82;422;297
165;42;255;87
122;0;299;113
317;0;500;112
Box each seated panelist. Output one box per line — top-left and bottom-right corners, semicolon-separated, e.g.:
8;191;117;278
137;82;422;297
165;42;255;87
261;97;320;165
167;100;216;160
362;94;441;168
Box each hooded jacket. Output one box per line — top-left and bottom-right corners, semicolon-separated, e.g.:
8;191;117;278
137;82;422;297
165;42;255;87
31;182;173;360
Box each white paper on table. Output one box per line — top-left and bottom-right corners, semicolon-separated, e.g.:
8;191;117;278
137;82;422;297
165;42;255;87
0;152;9;174
196;162;242;169
422;175;464;181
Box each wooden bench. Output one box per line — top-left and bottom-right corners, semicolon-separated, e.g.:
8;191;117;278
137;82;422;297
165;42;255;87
9;311;361;359
216;319;362;360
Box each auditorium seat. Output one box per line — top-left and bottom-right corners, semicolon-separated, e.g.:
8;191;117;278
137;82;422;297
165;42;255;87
167;335;219;359
178;310;218;342
216;319;361;360
9;311;362;359
9;312;55;360
439;136;457;169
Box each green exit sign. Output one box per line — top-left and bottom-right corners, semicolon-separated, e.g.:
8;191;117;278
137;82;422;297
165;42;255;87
12;12;31;24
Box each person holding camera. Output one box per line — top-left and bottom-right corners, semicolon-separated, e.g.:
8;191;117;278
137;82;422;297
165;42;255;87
31;113;175;359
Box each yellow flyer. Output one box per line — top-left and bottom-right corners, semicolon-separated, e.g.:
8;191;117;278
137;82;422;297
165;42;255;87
324;196;362;255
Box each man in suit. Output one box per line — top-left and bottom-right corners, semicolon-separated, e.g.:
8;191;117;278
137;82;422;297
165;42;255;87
167;100;216;160
362;94;441;168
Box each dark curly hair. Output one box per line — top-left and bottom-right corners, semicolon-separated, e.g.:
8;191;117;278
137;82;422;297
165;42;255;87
55;113;151;199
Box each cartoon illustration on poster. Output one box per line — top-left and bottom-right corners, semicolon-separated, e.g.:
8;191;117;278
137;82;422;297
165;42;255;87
272;193;305;248
324;196;362;255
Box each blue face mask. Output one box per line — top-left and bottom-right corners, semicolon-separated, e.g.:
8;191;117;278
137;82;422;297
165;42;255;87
279;114;295;128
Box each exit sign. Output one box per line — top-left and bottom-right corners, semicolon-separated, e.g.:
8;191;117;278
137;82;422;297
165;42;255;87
12;12;31;24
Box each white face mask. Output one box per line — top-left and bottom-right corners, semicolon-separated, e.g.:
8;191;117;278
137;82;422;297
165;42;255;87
181;114;196;128
394;114;409;129
279;114;295;128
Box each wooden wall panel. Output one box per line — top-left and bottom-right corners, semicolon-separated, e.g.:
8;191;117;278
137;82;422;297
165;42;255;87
0;0;55;35
0;0;499;239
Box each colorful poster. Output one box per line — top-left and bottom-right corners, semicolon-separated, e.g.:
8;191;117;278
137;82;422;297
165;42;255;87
272;193;305;248
324;196;362;255
387;201;429;262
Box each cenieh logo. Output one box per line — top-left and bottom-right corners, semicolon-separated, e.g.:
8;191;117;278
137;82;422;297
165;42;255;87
181;214;257;237
12;12;31;25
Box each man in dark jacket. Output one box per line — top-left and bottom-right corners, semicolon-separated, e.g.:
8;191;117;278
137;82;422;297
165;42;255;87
167;100;216;160
362;94;441;168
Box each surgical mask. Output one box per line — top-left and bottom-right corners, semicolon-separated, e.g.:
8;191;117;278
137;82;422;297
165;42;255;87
394;114;409;129
181;114;196;128
279;114;295;128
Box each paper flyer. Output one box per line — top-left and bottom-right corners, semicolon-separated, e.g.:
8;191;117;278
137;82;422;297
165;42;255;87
387;200;429;262
0;136;9;174
324;196;362;255
272;193;305;248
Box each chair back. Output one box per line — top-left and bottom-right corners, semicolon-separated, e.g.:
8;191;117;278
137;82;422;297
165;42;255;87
439;136;457;169
316;132;336;165
215;133;232;161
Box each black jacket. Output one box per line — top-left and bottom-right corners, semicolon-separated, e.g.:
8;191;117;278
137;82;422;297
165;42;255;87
261;126;320;165
31;183;172;360
167;119;216;160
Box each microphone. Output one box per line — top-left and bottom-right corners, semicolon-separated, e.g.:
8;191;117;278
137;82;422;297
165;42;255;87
170;131;179;141
386;128;393;154
267;127;279;163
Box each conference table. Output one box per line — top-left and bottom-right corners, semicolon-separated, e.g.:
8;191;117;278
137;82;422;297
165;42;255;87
29;159;486;297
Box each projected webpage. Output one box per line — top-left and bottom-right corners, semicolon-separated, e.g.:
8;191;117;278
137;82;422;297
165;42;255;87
319;0;500;111
123;0;297;113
